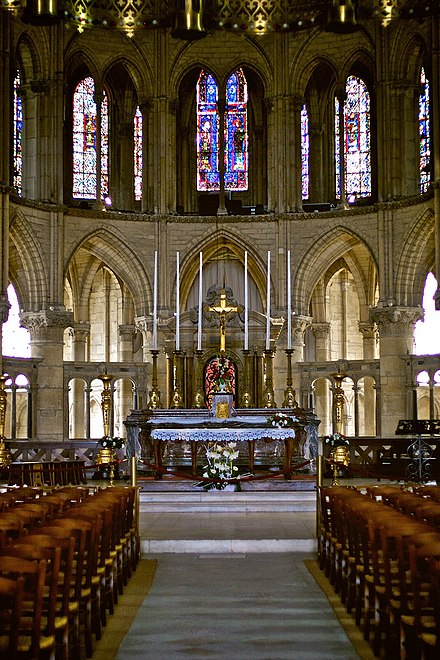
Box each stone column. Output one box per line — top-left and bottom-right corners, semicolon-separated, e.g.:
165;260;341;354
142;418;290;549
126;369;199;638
370;306;423;436
0;189;11;368
93;89;104;208
432;18;440;309
139;98;153;213
217;94;227;215
335;86;347;207
0;11;11;185
69;322;90;438
312;322;331;434
308;121;325;203
289;315;312;397
21;308;73;442
117;324;136;435
116;121;135;211
358;321;378;435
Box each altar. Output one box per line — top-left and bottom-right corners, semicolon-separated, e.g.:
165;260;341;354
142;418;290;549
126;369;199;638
125;401;319;481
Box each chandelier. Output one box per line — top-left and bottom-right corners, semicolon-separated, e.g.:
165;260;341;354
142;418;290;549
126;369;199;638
1;1;438;38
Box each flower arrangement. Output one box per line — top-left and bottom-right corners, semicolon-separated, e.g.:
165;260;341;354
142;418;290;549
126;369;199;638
323;432;349;447
212;354;234;392
199;441;239;491
98;436;124;450
267;412;297;428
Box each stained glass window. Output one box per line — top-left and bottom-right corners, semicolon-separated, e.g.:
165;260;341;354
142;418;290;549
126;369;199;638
101;93;109;198
224;69;248;191
419;67;430;193
301;104;309;200
13;71;23;195
134;106;143;201
73;77;108;199
335;96;341;198
197;70;219;191
197;69;248;192
336;76;371;202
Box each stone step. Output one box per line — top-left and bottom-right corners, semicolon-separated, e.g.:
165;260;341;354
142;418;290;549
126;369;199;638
140;538;317;554
139;490;317;513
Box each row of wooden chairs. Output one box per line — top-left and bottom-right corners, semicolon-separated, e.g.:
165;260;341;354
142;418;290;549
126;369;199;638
0;484;140;659
319;485;440;658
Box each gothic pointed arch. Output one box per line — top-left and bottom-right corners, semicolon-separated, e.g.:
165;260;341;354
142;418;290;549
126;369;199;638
9;209;48;309
395;207;435;307
65;228;152;318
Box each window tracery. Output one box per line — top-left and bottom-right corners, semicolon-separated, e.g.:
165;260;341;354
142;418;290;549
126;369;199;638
13;70;23;195
419;66;430;193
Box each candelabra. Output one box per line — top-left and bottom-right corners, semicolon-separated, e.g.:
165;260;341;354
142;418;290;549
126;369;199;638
170;350;184;409
241;349;252;408
262;349;277;408
148;350;162;409
0;375;12;468
192;350;205;408
282;348;298;408
331;371;347;434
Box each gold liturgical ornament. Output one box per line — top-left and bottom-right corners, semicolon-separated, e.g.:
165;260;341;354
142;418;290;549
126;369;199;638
171;0;207;40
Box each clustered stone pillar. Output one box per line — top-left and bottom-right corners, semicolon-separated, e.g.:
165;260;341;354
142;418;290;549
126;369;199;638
370;306;423;437
69;322;90;438
21;308;73;442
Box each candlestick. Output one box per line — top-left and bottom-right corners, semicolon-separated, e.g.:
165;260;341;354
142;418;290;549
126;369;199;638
153;250;158;351
176;251;180;351
244;251;248;351
266;250;271;351
197;251;202;351
287;249;291;350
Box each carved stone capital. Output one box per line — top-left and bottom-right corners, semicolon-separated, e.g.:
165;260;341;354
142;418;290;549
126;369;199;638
358;321;377;340
291;315;313;345
118;324;135;338
30;79;50;95
134;316;153;336
169;98;179;115
312;322;330;341
138;97;153;115
369;305;423;337
69;321;91;341
0;296;11;324
21;307;74;331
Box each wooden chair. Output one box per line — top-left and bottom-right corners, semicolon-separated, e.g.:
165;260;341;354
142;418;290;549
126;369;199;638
0;555;54;659
0;575;25;660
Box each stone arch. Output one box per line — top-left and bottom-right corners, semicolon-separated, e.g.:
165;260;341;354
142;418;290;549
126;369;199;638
65;228;151;320
395;207;435;307
9;209;47;310
15;31;42;83
294;226;377;317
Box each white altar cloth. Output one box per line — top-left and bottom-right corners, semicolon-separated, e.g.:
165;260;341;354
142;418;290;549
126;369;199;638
150;427;295;442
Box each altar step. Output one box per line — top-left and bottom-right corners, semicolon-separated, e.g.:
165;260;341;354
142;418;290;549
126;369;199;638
139;489;317;513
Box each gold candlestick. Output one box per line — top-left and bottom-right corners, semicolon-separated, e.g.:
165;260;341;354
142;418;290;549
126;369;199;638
0;375;12;468
99;373;113;438
282;348;298;408
148;350;162;409
331;371;347;434
241;349;252;408
192;350;205;408
263;349;277;408
170;350;184;409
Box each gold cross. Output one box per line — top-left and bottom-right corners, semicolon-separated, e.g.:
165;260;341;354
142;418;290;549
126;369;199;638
208;289;239;353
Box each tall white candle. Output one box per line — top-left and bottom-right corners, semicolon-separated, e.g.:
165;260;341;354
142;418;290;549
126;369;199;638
197;251;203;351
153;250;158;351
176;251;180;351
244;251;248;351
287;249;291;350
266;250;271;350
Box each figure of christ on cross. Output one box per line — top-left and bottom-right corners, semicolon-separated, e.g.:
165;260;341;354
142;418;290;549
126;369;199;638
208;288;239;353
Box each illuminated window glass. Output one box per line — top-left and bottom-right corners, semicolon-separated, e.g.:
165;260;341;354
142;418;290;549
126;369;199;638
13;71;23;195
335;96;341;198
224;68;248;191
101;93;108;198
196;69;248;192
419;67;430;193
336;76;371;202
134;106;143;201
72;77;108;199
197;70;219;191
301;104;309;200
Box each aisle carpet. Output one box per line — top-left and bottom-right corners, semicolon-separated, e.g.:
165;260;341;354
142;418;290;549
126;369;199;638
115;553;363;659
91;559;157;660
305;560;375;659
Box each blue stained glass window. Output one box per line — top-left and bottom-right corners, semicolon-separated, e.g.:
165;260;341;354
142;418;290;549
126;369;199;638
224;69;248;191
335;96;341;198
336;76;371;201
13;71;23;195
197;71;219;191
419;67;430;193
196;69;248;192
301;104;309;200
73;77;108;199
134;106;143;201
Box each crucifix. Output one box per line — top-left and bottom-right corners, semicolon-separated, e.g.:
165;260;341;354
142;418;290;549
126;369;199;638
208;288;239;353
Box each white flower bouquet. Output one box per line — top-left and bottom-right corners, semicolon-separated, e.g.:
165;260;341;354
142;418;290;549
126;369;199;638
199;441;239;491
267;412;297;428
